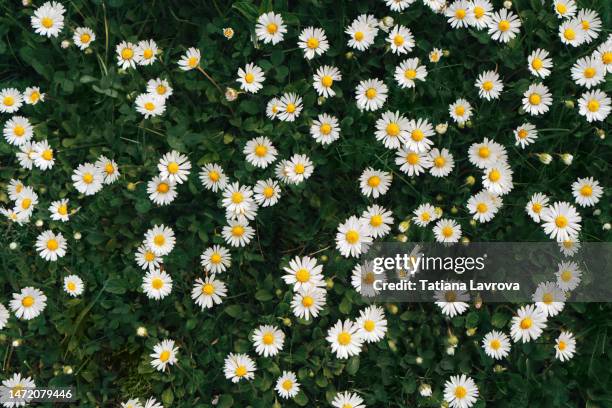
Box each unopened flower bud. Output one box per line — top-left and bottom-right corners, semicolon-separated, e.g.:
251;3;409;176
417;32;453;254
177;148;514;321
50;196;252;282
466;327;477;336
537;153;552;164
382;16;394;28
419;383;433;397
415;356;423;364
465;120;473;128
388;339;398;352
61;40;70;49
434;206;443;217
446;345;456;355
225;87;238;102
326;278;334;289
127;182;137;191
461;237;471;244
596;128;605;139
63;365;73;375
345;51;354;60
22;0;31;6
451;206;458;215
448;334;459;346
435;123;448;134
560;153;573;165
396;234;408;242
35;219;43;227
317;96;326;105
503;0;512;8
9;242;17;250
593;209;601;216
603;223;611;231
398;220;410;232
73;232;82;240
12;339;22;347
442;49;450;57
282;317;292;327
388;304;399;314
320;255;328;263
564;100;574;109
465;175;475;186
136;326;148;337
469;219;477;227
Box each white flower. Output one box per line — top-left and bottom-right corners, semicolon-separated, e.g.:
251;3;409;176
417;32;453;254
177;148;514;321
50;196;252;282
352;261;383;297
482;163;513;196
522;83;552;115
360;204;393;239
200;245;231;274
221;182;257;222
571;56;605;89
277;92;303;122
253;179;281;207
396;148;432;176
49;199;70;222
150;339;178;371
395;58;428;89
3;116;33;146
345;14;378;51
224;353;256;383
559;19;584;46
31;1;65;37
467;191;499;223
147;176;177;206
527;48;553;78
313;65;342;98
553;0;576;19
433;218;462;243
514;122;537;148
449;98;472;124
510;304;547;343
284;154;314;184
16;142;36;170
13;186;37;217
355;78;388;111
147;78;173;99
1;373;36;407
199;163;227;192
266;97;281;119
336;216;372;258
135;244;161;271
482;330;511;360
556;260;581;291
73;27;95;49
222;220;254;247
575;9;601;44
434;287;470;317
525;192;549;222
326;319;364;359
540;201;582;242
375;111;409;149
413;203;439;226
429;148;455;177
121;399;143;408
282;256;325;291
32;140;55;170
331;392;365;408
405;118;434;152
142;269;173;300
0;88;24;114
559;239;581;256
35;230;67;261
555;331;576;361
23;87;44;105
487;8;521;43
252;325;285;357
291;286;326;320
158;150;191;184
135;93;166;118
275;371;299;399
446;0;471;28
572;177;603;207
243;136;277;168
135;39;158;66
356;305;387;343
359;168;392;198
192;275;227;310
10;287;47;320
255;12;287;45
143;397;163;408
384;0;415;11
95;155;120;184
468;138;507;169
0;303;9;330
237;63;265;93
444;374;479;408
145;224;176;256
475;70;503;100
468;0;493;29
116;41;137;69
298;27;329;59
178;47;200;71
387;25;414;54
532;281;565;317
577;89;610;122
63;275;84;297
310;113;340;145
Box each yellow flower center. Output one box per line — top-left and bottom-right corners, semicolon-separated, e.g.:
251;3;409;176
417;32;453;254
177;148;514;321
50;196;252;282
321;75;333;87
254;145;267;157
143;49;154;59
498;20;510;32
3;96;14;106
556;3;567;14
455;9;466;19
167;162;179;174
263;186;274;198
555;215;568;228
529;93;541;105
363;320;375;332
152;277;164;289
363;272;375;285
294;163;305;174
406;152;419;165
156;85;167;95
21;296;35;307
42;149;53;161
367;175;381;187
58;204;68;215
235;365;247;377
455;386;467;399
154;234;166;246
345;230;359;244
490;339;501;350
29;92;40;103
286;103;296;113
542;293;553;304
580;185;592;197
144;102;155;111
157;182;169;193
370;215;383;227
121;48;134;60
21;198;31;209
455;106;465;116
307;37;319;49
561;270;572;282
434;156;446;168
393;35;404;46
210;253;222;264
532;203;542;213
583;67;596;78
442;226;454;238
14;125;25;136
518;129;528;139
587;99;600;112
386;123;400;136
209;171;220;182
244;73;255;84
404;69;417;79
520;317;532;329
558;340;566;350
232;225;244;237
482;81;494;91
302;296;314;307
320;123;332;135
488;169;501;182
337;331;352;346
41;17;54;28
478;146;490;158
354;31;364;41
532;58;543;70
188;56;199;68
602;52;612;65
67;282;76;291
262;332;274;345
144;251;155;262
202;283;215;295
267;23;278;34
411;129;424;141
564;28;576;40
342;405;353;408
159;350;171;362
474;6;485;18
365;88;377;99
296;268;310;283
80;33;91;43
421;212;431;221
282;379;293;390
83;172;94;184
476;203;488;213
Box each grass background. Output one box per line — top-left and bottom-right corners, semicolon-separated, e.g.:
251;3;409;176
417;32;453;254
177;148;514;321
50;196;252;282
0;0;611;406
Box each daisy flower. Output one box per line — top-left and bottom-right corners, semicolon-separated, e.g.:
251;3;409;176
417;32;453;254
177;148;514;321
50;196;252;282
0;88;23;114
142;269;172;300
555;331;576;361
135;39;158;66
253;179;281;207
327;319;364;359
32;140;55;170
468;0;493;29
448;98;472;124
277;92;303;122
95;155;120;184
17;142;36;169
593;40;612;73
553;0;576;19
429;47;443;63
558;19;584;46
200;245;231;274
571;56;605;89
360;204;393;239
385;0;415;11
336;216;372;258
275;160;291;183
121;399;143;408
522;83;552;116
577;89;611;122
22;87;43;107
199;163;227;192
355;78;388;111
510;304;547;343
135;243;161;271
0;303;8;330
298;27;329;59
346;14;378;51
222;220;255;247
446;0;471;28
387;25;414;54
1;207;28;224
10;287;47;320
31;1;65;37
396;148;432;176
275;371;299;399
395;58;427;88
147;177;177;206
3;116;33;146
433;218;462;243
468;138;507;169
178;47;201;71
150;339;178;371
35;230;66;261
556;260;582;291
14;187;37;217
310;113;340;145
571;177;602;207
266;97;281;119
116;41;137;69
49;198;70;222
144;398;163;408
359;168;391;198
434;287;470;317
313;65;342;98
282;256;325;291
356;305;387;343
1;374;36;407
7;178;25;200
475;70;503;100
332;392;365;408
375;111;408;149
525;192;549;222
255;12;287;45
482;163;513;196
244;136;277;168
284;154;314;184
135;93;166;118
559;239;581;256
540;201;582;242
482;331;511;360
145;224;176;256
222;182;257;221
527;49;553;78
73;27;95;50
192;275;227;310
237;63;265;94
223;353;256;383
514;122;537;148
575;9;601;44
467;191;499;223
488;8;521;43
291;287;326;320
533;281;565;317
413;203;438;227
405;118;434;152
147;78;173;99
444;374;479;408
252;325;285;357
63;275;84;297
158;150;191;184
429;148;455;177
352;261;383;297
